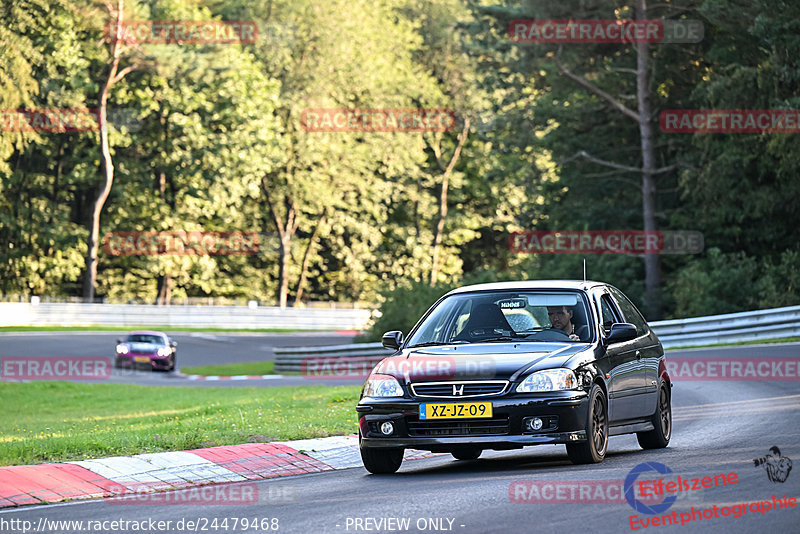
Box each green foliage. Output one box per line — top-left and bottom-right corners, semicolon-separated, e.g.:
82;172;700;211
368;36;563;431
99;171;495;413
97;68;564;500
1;0;798;320
359;280;452;342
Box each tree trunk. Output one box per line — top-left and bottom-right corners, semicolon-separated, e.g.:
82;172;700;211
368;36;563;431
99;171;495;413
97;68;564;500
293;211;326;306
430;119;470;286
82;0;134;301
277;233;291;307
83;86;114;301
262;180;299;308
156;274;172;305
636;0;661;319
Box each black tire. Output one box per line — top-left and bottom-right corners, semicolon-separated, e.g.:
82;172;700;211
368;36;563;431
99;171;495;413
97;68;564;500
566;384;608;464
167;355;176;372
637;383;671;449
360;446;403;474
451;448;482;461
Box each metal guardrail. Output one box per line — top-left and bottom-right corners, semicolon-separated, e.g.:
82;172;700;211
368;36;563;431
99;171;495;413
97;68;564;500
652;305;800;349
0;302;371;330
273;305;800;372
273;343;390;373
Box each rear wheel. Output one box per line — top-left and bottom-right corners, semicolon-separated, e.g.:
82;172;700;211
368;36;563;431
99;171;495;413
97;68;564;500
451;448;481;461
566;384;608;464
359;433;403;474
637;383;671;449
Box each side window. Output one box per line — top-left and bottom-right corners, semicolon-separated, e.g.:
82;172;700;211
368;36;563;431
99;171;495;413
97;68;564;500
608;287;649;335
599;295;621;333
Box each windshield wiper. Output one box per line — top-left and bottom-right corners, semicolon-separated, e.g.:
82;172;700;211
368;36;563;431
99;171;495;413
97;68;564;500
408;340;470;348
479;336;518;343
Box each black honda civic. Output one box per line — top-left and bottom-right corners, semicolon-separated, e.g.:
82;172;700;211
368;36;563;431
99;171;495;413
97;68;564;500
357;280;672;474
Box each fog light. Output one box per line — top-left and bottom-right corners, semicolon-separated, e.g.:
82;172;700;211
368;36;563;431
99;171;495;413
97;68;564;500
531;417;543;430
380;422;394;435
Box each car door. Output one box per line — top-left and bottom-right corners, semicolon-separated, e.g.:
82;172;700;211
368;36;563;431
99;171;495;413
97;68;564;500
607;287;661;417
597;291;649;421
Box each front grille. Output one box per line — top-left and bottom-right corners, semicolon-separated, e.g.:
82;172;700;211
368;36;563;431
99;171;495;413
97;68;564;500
409;380;508;398
407;417;510;437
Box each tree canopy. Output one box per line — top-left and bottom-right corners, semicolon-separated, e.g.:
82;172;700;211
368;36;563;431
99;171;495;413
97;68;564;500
1;0;797;320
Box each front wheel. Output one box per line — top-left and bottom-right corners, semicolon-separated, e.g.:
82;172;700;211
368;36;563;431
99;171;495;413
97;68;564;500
359;433;403;474
637;383;671;449
566;384;608;464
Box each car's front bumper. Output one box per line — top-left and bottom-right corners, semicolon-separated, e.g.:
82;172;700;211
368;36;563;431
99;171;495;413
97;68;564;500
115;354;171;369
357;390;590;451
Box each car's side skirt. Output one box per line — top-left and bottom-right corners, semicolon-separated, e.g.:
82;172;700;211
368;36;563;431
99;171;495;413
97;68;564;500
608;420;654;436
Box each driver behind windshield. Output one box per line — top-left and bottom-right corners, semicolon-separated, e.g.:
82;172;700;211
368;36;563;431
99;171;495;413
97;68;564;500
547;306;580;341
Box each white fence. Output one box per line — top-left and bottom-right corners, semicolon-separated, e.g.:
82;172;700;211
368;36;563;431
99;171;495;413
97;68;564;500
0;302;371;330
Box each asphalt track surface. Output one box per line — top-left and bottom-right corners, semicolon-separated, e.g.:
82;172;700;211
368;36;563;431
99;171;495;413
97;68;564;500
0;331;357;387
1;340;799;533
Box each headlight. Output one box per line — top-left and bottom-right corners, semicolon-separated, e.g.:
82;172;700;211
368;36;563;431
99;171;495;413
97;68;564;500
116;344;128;354
157;347;171;357
362;374;404;398
516;369;577;393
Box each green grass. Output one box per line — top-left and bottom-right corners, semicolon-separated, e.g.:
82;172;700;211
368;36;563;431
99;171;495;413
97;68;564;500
665;336;800;351
0;325;319;333
181;361;276;376
0;381;361;466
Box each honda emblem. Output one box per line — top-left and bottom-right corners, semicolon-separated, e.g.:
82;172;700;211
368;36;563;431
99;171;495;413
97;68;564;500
452;384;464;396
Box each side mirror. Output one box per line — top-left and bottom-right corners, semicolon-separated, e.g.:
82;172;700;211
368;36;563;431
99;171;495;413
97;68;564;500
381;331;404;350
605;323;637;345
116;338;122;344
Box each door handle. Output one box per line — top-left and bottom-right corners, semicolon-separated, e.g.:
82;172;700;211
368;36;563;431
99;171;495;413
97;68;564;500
636;350;642;360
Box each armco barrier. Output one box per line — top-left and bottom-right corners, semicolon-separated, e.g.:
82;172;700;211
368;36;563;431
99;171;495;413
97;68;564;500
0;302;371;330
653;305;800;349
273;305;800;373
274;343;392;374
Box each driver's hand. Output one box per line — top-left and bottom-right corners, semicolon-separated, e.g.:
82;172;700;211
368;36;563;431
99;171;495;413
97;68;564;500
569;333;580;341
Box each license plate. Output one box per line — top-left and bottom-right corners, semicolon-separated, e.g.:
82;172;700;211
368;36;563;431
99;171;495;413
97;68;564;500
419;402;492;419
134;356;151;363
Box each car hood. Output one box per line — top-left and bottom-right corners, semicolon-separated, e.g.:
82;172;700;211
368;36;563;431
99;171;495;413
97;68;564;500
373;343;592;383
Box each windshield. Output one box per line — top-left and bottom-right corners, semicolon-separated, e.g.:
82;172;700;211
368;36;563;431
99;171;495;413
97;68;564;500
125;334;165;345
406;290;593;347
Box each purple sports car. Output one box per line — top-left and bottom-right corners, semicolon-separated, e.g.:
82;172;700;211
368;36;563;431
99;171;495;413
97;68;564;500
115;331;177;371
